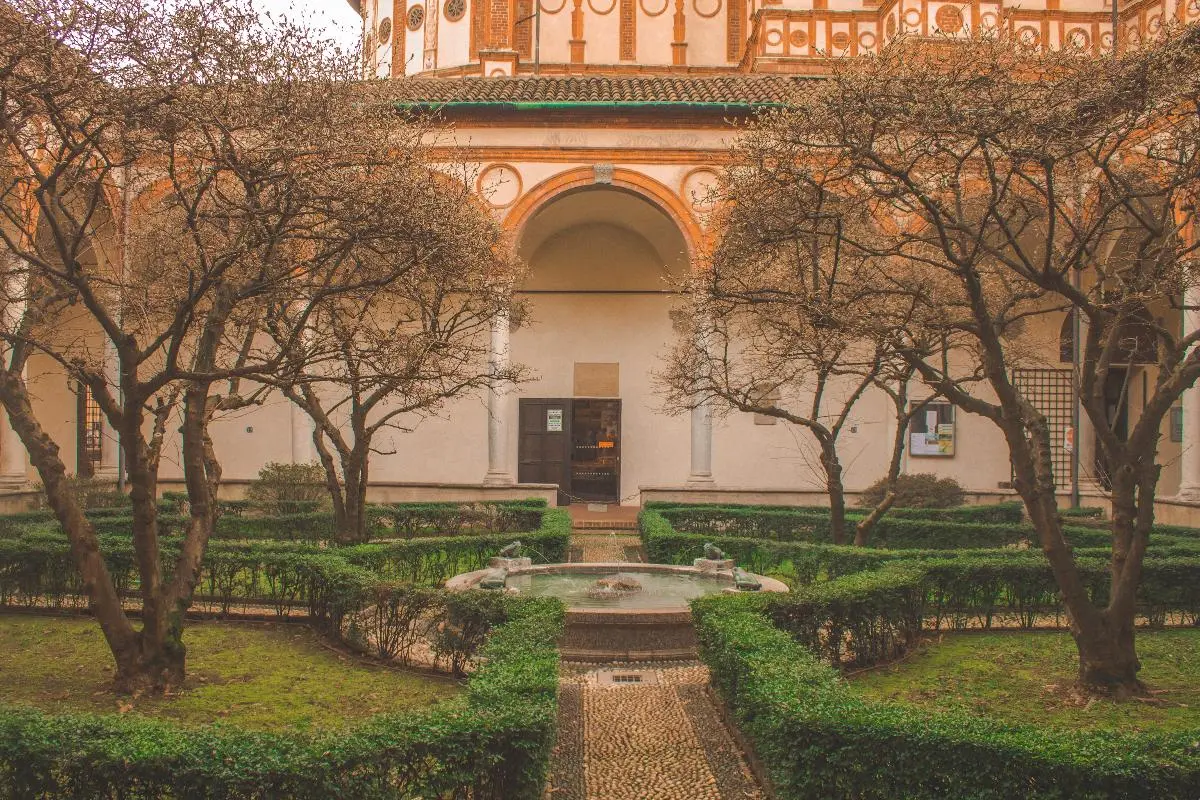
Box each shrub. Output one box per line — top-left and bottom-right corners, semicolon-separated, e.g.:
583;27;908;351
859;472;965;509
0;594;564;800
692;600;1200;800
245;462;330;514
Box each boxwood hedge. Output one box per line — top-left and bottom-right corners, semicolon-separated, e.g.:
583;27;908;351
692;599;1200;800
0;595;564;800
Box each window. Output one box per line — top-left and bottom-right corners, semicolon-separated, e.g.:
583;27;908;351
1172;405;1184;444
75;382;103;478
908;401;955;457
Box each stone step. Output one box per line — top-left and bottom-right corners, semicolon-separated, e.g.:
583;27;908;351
572;519;639;530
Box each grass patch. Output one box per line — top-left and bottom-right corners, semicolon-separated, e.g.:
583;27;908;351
850;629;1200;732
0;613;461;732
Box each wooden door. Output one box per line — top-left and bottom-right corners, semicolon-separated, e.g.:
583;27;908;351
518;398;572;506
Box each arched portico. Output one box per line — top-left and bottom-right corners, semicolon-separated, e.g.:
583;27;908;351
481;167;714;502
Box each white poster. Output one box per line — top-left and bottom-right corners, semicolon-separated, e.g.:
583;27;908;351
547;409;563;432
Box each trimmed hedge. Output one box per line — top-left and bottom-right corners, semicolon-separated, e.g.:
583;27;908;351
0;595;564;799
0;498;552;544
0;509;571;612
693;600;1200;800
643;507;1192;554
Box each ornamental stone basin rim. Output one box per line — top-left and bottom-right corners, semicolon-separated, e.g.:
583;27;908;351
445;561;789;618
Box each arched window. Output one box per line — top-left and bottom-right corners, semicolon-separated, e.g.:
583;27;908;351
1058;304;1157;365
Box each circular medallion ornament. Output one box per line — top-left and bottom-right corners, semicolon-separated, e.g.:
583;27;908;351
790;29;808;48
640;0;669;16
693;0;722;19
1189;0;1200;19
478;164;522;209
904;9;921;26
681;168;721;213
1066;27;1089;48
588;0;617;14
859;30;876;49
934;5;963;33
1017;25;1039;45
831;30;850;49
886;14;897;37
444;0;466;20
540;0;567;11
765;28;783;46
406;4;424;30
377;17;393;42
1147;13;1162;32
980;11;998;27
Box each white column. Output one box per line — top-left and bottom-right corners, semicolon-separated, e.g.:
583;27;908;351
290;402;315;464
686;398;714;486
483;309;514;485
94;337;120;480
0;257;27;487
0;398;26;487
1179;284;1200;499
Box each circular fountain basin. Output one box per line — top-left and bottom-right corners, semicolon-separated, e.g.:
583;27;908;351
447;562;787;661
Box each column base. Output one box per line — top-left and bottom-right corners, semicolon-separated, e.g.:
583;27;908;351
0;473;28;489
482;471;515;487
1175;486;1200;503
92;466;120;482
685;474;715;488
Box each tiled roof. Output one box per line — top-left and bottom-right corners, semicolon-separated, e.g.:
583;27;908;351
386;75;803;106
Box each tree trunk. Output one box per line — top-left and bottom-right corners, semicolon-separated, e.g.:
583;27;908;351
338;446;371;544
0;373;153;687
1005;413;1144;696
1075;612;1142;695
820;440;848;545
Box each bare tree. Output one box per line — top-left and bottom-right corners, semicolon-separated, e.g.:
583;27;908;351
264;171;526;542
662;167;935;545
0;0;460;691
725;29;1200;693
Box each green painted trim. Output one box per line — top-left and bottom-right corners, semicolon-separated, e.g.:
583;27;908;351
393;100;787;112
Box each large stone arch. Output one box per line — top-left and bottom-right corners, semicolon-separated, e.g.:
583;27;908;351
502;166;704;262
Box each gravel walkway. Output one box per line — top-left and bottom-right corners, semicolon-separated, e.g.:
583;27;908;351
545;530;764;800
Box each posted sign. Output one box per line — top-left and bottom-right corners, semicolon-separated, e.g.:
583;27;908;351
547;409;563;432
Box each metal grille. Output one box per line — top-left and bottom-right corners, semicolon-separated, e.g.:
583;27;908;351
1011;369;1074;487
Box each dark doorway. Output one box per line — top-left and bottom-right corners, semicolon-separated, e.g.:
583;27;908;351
518;398;572;506
1095;368;1131;490
518;398;622;504
570;399;621;503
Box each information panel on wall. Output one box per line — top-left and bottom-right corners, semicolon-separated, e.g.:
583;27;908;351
547;408;563;432
909;402;955;457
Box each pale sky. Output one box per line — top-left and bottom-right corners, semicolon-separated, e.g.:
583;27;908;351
252;0;363;54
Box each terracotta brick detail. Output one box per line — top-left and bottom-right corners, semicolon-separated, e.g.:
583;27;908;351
620;0;637;59
727;0;745;61
516;0;534;56
490;0;512;47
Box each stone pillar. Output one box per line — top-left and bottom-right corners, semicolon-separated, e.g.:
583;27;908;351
686;399;714;486
0;258;27;487
290;402;315;464
0;399;26;487
94;337;120;480
483;309;514;485
1179;284;1200;499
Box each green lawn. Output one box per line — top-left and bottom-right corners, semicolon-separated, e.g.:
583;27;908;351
0;613;461;732
850;630;1200;732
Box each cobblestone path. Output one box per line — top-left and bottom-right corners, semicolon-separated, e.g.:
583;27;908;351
546;530;764;800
